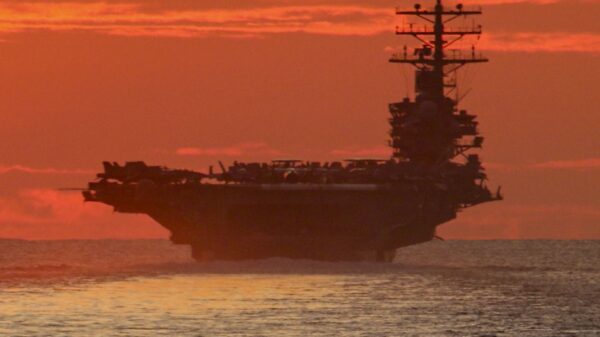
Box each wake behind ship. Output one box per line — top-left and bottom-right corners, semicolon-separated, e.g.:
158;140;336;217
83;0;501;262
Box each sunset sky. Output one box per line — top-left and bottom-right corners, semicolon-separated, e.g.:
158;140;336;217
0;0;598;240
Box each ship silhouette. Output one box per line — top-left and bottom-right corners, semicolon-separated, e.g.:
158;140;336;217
83;0;501;262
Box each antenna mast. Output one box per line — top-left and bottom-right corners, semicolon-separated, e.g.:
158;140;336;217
388;0;487;165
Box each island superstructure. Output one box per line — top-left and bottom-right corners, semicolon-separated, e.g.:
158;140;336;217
83;0;501;262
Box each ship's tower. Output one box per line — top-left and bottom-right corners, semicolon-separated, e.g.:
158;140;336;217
389;0;487;166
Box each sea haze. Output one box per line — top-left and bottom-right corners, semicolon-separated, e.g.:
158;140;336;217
0;240;598;336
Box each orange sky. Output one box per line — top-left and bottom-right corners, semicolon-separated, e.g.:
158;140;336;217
0;0;598;240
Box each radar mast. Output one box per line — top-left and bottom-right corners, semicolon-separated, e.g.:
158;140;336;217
388;0;487;165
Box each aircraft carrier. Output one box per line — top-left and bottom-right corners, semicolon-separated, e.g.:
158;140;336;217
83;0;501;262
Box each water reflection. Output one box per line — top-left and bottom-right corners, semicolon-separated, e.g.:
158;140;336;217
1;240;599;336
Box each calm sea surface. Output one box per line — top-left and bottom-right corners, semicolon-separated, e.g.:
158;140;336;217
0;240;598;337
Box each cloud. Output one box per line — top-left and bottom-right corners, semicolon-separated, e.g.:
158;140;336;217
484;158;600;171
0;189;166;240
440;203;600;239
482;162;516;171
0;189;104;226
480;32;600;54
0;3;393;38
530;158;600;170
389;32;600;55
330;146;392;158
458;0;560;4
176;142;282;157
0;165;93;175
0;2;597;54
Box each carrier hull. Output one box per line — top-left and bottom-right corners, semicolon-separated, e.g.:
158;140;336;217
92;183;455;262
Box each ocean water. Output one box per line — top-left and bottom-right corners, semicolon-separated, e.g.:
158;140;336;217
0;240;598;337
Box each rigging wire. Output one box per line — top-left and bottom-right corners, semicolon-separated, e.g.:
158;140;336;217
399;51;411;98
